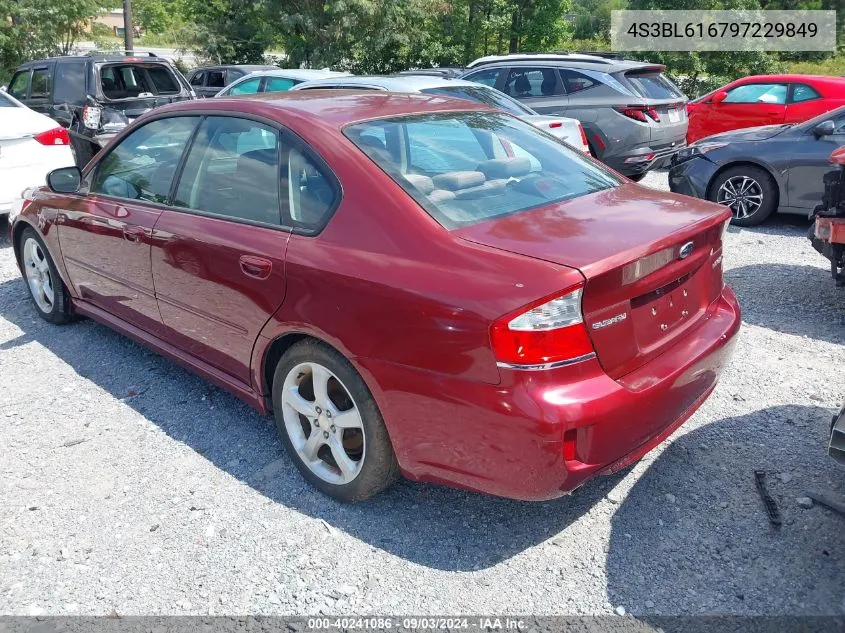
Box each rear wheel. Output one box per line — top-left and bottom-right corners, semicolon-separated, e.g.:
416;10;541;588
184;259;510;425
709;165;777;227
271;340;399;501
19;227;74;324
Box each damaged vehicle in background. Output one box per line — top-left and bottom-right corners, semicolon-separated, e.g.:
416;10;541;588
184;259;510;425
8;54;194;168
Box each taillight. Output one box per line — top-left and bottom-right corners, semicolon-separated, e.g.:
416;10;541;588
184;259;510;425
490;285;595;368
82;104;101;130
578;124;589;151
33;127;70;146
615;105;659;122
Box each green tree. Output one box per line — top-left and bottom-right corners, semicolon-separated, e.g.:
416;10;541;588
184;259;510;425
180;0;276;63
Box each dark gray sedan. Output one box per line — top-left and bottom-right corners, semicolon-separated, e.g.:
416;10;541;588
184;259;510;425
669;106;845;226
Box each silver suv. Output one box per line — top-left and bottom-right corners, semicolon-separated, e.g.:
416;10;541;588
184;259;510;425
460;53;688;179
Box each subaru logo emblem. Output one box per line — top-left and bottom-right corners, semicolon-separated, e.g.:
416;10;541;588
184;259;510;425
679;241;694;259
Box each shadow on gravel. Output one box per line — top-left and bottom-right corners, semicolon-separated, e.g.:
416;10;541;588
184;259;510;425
0;217;10;249
607;404;844;616
725;263;844;346
0;275;619;572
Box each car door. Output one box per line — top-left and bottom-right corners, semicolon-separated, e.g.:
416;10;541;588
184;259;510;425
25;65;53;116
785;112;845;210
710;82;788;135
56;116;200;332
500;67;568;115
786;82;831;124
189;70;205;97
203;69;227;97
150;115;293;383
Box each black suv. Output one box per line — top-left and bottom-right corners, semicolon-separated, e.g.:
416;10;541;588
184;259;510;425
8;53;194;166
185;65;278;98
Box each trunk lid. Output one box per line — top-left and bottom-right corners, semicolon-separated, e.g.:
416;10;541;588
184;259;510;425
455;183;730;378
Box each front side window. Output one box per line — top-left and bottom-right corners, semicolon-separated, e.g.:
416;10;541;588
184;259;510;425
173;117;282;225
190;71;204;87
229;78;262;95
504;68;559;98
8;71;29;100
346;112;620;229
92;116;200;203
463;68;503;88
29;69;50;99
723;83;787;105
265;77;297;92
792;83;821;103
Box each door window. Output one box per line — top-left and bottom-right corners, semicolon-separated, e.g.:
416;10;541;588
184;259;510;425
504;68;559;98
29;69;50;99
463;68;503;88
173;117;282;225
7;71;29;100
190;71;205;87
791;83;821;103
265;77;297;92
723;83;787;104
53;62;86;104
229;78;262;95
559;69;597;94
206;71;226;88
92;116;200;203
287;147;339;232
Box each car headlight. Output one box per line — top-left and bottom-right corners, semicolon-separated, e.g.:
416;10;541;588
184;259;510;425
674;142;727;165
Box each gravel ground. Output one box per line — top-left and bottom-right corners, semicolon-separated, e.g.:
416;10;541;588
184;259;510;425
0;170;843;617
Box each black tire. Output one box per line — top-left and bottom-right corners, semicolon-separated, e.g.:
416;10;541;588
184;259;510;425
271;339;399;501
70;135;97;168
17;227;75;324
708;165;777;227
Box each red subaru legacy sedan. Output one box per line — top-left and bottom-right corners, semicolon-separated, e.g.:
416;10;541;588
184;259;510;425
687;74;845;144
10;92;740;501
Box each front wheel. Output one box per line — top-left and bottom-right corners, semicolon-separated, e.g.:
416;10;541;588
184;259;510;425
709;166;777;227
271;340;399;501
19;227;74;324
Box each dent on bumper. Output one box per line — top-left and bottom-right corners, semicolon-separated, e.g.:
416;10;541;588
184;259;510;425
357;287;741;501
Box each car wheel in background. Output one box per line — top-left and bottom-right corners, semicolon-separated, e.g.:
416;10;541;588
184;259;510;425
709;165;777;227
18;227;75;324
70;135;98;168
271;339;400;501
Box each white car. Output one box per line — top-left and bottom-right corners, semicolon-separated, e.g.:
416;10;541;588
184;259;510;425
0;90;74;217
215;69;352;97
290;74;590;154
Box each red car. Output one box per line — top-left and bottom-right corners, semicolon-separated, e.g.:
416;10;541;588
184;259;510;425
10;92;740;501
687;74;845;144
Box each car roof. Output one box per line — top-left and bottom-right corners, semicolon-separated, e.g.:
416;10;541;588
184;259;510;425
191;64;277;72
237;68;352;81
465;53;662;73
159;90;493;128
16;54;171;69
292;75;483;91
732;74;845;85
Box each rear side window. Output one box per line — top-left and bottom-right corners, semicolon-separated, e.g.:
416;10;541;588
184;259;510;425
624;72;682;100
504;68;559;98
229;78;262;95
265;77;297;92
92;117;200;203
189;71;205;87
29;69;50;99
288;147;340;231
53;62;86;104
8;72;29;100
206;71;226;88
723;83;787;105
347;112;620;229
174;117;282;225
559;69;597;94
463;68;503;88
792;83;821;103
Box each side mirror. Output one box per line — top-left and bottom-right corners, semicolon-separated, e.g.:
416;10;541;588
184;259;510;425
813;120;835;138
711;91;728;105
47;167;82;193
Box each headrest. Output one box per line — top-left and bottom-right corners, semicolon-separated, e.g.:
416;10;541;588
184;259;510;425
475;157;531;179
432;170;485;191
403;173;434;194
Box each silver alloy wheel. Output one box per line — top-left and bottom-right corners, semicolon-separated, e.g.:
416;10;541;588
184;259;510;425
716;175;763;220
22;237;55;314
281;361;365;485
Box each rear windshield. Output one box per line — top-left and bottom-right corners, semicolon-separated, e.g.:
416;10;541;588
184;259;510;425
345;112;620;230
624;71;683;100
99;63;181;99
421;86;532;117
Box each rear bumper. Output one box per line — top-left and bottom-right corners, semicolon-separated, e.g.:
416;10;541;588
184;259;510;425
357;287;741;501
0;150;75;215
605;141;686;176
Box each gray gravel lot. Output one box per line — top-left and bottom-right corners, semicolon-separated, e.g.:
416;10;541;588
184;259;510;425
0;170;843;617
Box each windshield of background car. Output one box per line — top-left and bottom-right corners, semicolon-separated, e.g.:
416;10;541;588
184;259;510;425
99;63;181;99
345;111;621;230
625;71;684;100
421;86;533;117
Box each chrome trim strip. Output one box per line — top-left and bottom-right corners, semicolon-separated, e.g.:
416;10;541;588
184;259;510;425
497;352;597;371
